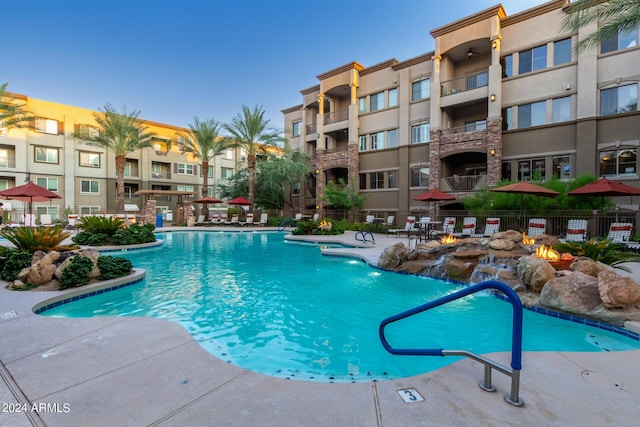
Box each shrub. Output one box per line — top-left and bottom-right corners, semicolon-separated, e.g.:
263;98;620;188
0;250;32;281
76;216;125;236
0;226;78;253
97;256;133;280
72;232;110;246
111;223;156;246
59;256;94;290
554;238;640;272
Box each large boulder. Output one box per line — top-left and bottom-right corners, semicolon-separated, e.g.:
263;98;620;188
532;234;560;247
571;257;606;277
27;251;60;286
597;270;640;309
488;239;517;251
491;230;523;243
378;242;408;269
517;255;556;292
539;272;602;314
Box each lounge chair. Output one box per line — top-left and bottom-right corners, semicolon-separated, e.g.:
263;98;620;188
608;222;632;242
312;213;319;221
432;217;456;237
365;215;375;225
257;213;268;226
195;214;205;225
388;216;419;237
472;218;500;237
565;219;588;242
67;214;79;228
22;214;36;226
527;218;547;237
40;214;53;226
454;217;476;237
240;213;254;226
225;214;239;226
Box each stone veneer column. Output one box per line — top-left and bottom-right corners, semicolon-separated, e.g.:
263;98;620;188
486;118;503;187
429;128;442;190
143;199;157;226
315;151;325;217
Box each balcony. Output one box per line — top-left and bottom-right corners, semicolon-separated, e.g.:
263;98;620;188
442;174;487;192
441;69;489;96
441;120;487;137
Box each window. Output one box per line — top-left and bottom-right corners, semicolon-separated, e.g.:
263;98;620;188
359;135;367;152
36;177;58;191
387;129;397;148
518;101;546;128
600;149;637;176
35;147;59;164
221;167;234;179
553;156;571;179
601;28;638;54
77;124;99;139
554;38;572;65
501;55;513;78
370;92;385;111
35;118;58;135
370;132;385;150
518;158;545;181
177;185;195;192
388;171;398;188
411;124;430;144
465;120;487;132
151;163;162;178
388;88;398;107
553;97;571;123
502;107;513;131
358;97;366;113
502;161;512;181
81;180;99;194
292;121;301;136
0;148;8;167
207;187;214;197
79;151;100;168
225;149;233;160
369;172;384;189
79;206;100;215
0;179;8;191
411;166;429;187
600;84;638;116
519;45;547;74
176;163;196;175
359;174;366;190
411;79;430;101
207;166;214;178
124;162;132;177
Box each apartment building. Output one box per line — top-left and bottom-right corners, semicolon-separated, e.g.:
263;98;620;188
283;0;640;218
0;97;245;223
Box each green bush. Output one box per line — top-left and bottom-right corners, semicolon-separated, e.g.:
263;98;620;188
76;216;125;236
72;232;110;246
554;238;640;272
0;250;32;281
59;256;94;290
0;226;78;253
97;256;133;280
111;223;156;245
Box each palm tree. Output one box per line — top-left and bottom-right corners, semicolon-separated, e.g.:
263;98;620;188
177;117;233;220
75;103;153;214
563;0;640;53
0;82;34;130
223;105;284;206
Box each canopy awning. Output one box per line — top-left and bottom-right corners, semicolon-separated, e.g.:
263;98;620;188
0;202;12;210
124;204;139;212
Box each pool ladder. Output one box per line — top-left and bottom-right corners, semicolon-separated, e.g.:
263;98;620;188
379;280;524;406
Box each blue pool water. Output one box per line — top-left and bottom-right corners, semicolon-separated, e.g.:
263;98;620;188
40;232;640;382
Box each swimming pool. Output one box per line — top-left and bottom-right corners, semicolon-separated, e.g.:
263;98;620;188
40;231;640;382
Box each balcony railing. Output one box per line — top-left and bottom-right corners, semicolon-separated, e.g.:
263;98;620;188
441;69;489;97
444;175;484;192
324;108;348;125
306;123;317;135
441;121;487;137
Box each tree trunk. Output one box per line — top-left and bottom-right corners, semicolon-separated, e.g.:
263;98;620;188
202;160;209;221
115;155;126;214
247;153;256;208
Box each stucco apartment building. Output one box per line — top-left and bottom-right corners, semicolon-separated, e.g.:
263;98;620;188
282;0;640;219
0;97;245;223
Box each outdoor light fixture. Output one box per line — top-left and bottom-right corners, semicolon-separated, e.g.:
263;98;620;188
490;149;496;156
490;93;496;102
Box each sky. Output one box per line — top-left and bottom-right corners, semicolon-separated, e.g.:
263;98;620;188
4;0;544;130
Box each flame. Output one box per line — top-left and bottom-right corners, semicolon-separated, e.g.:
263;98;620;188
522;232;535;245
441;234;457;244
535;245;560;261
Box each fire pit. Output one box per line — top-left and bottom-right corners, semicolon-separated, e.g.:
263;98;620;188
535;244;575;270
441;234;457;244
522;232;535;245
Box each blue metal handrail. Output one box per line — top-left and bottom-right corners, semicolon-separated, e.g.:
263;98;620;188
379;280;524;406
354;230;375;244
278;217;294;231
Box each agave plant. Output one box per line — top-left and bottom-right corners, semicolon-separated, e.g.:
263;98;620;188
0;225;79;253
554;238;640;272
76;216;125;237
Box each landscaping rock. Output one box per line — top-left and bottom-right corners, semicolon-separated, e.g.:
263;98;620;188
491;230;523;243
517;255;557;292
571;257;606;277
378;242;408;269
597;270;640;309
539;272;601;314
488;238;517;251
28;251;60;286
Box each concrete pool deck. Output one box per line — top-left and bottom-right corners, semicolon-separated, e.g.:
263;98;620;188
1;227;639;426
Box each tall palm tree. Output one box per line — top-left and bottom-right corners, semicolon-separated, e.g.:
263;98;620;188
223;105;284;206
0;82;34;130
177;117;233;220
563;0;640;52
75;103;153;214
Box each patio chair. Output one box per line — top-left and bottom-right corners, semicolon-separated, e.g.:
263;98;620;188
40;214;53;226
608;222;632;243
472;218;500;237
195;214;205;225
564;219;588;242
365;215;375;225
527;218;547;237
454;217;476;237
312;213;319;221
240;213;254;226
225;213;239;226
210;213;221;224
67;214;79;227
220;212;228;223
388;216;419;237
257;213;268;226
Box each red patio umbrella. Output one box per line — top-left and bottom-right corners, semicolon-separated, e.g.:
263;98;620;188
193;196;224;220
0;182;62;225
413;188;457;216
490;181;559;220
227;197;252;219
567;177;640;210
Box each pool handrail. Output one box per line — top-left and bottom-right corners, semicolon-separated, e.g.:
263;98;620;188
379;280;524;406
278;217;294;231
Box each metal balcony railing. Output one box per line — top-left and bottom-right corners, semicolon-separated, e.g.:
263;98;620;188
324;108;348;125
441;69;489;96
444;175;484;191
306;123;317;135
441;121;488;137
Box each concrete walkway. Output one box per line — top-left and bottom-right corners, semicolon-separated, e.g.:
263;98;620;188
1;228;639;426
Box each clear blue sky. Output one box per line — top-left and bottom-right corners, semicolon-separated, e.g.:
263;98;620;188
4;0;543;130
